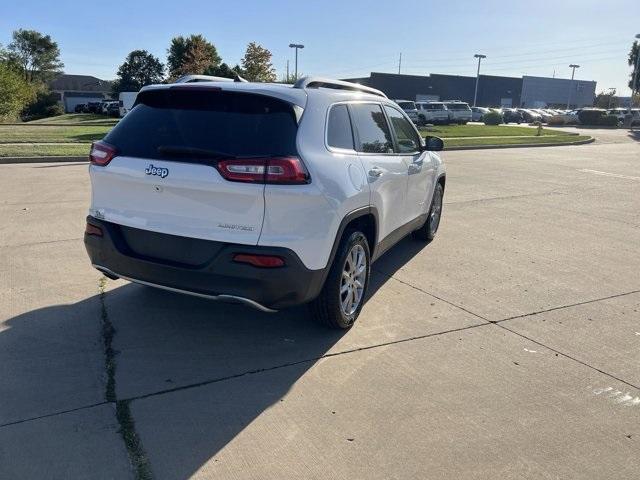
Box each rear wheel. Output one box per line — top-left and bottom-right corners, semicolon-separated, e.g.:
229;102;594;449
413;183;444;242
310;230;370;329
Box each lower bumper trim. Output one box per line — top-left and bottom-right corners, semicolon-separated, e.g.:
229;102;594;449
92;264;278;313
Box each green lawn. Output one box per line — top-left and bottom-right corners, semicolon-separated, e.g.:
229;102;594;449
0;143;91;157
0;124;112;143
420;124;570;138
27;113;119;126
444;135;591;148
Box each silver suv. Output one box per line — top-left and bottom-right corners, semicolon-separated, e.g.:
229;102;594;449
416;102;451;125
394;100;420;125
443;101;472;124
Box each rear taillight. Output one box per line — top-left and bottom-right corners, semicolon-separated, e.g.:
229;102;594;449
216;157;309;184
233;253;285;268
89;141;117;166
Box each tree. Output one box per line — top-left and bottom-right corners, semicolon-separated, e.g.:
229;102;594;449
6;29;63;82
629;41;639;94
0;62;35;121
167;34;221;80
594;90;618;109
204;62;244;79
241;42;276;82
112;50;164;95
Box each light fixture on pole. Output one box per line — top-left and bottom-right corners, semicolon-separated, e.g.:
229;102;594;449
473;54;486;107
566;64;580;109
289;43;304;80
632;34;640;106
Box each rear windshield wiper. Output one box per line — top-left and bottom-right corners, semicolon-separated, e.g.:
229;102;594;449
157;145;235;159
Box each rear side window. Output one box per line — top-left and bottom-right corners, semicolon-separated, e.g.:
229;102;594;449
327;104;354;150
104;89;298;160
397;101;416;110
350;103;394;154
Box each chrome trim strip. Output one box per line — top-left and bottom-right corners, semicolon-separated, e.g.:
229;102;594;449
92;264;278;313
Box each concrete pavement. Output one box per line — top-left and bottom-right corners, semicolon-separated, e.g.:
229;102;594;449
1;129;638;479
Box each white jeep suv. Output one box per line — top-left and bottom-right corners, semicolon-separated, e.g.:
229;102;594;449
85;77;446;329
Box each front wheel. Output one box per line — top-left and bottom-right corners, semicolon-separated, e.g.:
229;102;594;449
310;230;370;329
413;183;444;242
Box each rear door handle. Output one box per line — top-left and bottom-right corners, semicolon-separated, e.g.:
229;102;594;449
368;167;383;177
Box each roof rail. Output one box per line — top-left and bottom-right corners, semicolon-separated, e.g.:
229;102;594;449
174;75;234;84
293;76;387;99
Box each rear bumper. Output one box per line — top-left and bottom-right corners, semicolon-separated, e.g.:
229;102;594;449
84;216;326;310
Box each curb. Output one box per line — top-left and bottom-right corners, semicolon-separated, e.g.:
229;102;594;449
445;136;595;151
0;156;87;165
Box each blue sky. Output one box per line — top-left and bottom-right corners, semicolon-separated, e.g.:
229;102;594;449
2;0;638;95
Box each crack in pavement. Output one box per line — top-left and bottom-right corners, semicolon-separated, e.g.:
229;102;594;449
2;237;81;248
494;289;640;323
98;277;154;480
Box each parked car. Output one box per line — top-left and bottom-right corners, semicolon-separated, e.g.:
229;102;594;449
86;101;102;114
443;101;472;124
416;102;451;124
531;109;553;123
517;108;542;122
471;107;491;122
501;108;523;124
394;100;420;125
74;103;87;113
85;77;446;330
548;110;579;125
106;102;120;117
607;108;630;124
118;92;138;117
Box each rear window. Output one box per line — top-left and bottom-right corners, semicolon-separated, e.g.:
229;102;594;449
104;89;299;160
397;101;416;110
446;103;471;111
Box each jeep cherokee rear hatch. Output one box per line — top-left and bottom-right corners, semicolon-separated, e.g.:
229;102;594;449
89;87;304;245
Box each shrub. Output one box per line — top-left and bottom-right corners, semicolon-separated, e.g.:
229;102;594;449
0;63;35;121
598;115;619;127
483;111;502;125
578;109;606;125
21;89;64;121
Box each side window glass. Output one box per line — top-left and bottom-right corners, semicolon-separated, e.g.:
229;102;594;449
384;106;421;154
327;104;354;150
350;103;394;154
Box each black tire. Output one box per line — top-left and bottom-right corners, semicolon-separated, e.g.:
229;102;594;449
413;183;444;242
310;230;370;329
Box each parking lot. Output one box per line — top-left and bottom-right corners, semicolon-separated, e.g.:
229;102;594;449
1;128;638;479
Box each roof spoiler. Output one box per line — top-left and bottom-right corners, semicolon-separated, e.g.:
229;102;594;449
293;76;387;99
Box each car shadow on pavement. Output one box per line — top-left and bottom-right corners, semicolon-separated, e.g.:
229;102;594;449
627;129;640;142
1;236;430;479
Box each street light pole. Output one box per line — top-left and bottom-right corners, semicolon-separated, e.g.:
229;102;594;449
566;64;580;109
632;34;640;107
288;43;304;80
473;54;486;107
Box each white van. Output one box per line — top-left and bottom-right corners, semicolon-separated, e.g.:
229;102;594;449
118;92;138;117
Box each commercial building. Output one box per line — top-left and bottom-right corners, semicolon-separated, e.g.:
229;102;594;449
49;74;112;112
345;72;596;108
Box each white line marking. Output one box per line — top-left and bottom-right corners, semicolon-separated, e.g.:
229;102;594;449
579;169;640;181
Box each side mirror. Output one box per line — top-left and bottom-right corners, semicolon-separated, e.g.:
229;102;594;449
424;135;444;152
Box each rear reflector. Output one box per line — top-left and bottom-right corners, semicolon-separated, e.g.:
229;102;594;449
216;157;309;184
89;141;117;166
85;223;103;237
233;253;285;268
